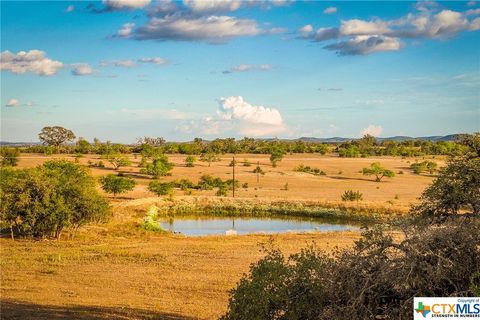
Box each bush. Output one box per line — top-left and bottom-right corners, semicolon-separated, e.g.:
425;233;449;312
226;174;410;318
148;180;173;197
243;159;251;167
410;160;437;174
294;164;326;176
222;219;480;320
0;160;110;239
197;175;224;190
341;190;363;201
99;174;136;197
185;155;196;167
0;148;19;166
141;206;165;232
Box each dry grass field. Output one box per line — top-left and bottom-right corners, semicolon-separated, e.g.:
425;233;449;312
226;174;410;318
15;153;442;209
1;153;436;319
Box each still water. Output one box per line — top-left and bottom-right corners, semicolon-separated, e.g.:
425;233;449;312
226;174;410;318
159;217;360;236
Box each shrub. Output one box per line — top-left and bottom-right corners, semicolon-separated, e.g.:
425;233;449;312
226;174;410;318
362;162;395;182
253;166;265;175
99;174;136;198
197;175;224;190
222;219;480;320
141;206;165;232
0;148;19;166
0;160;109;239
243;159;251;167
341;190;363;201
185;155;196;167
294;164;326;176
410;160;437;174
229;159;237;167
242;182;249;189
148;180;173;197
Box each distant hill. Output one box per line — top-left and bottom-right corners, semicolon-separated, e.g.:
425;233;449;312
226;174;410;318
295;134;461;143
0;134;462;146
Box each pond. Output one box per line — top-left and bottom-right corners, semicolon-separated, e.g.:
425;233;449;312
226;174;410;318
159;217;361;236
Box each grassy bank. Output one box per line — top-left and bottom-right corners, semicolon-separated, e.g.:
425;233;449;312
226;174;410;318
115;196;407;226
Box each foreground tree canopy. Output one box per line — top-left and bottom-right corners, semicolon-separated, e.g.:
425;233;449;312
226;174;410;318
0;160;110;239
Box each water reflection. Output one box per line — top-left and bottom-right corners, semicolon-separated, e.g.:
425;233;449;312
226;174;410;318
159;217;360;236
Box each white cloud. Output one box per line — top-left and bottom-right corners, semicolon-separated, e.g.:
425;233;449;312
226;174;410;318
65;5;74;12
132;15;262;42
71;63;95;76
176;96;286;136
361;125;383;137
218;96;285;136
182;0;293;14
138;57;168;65
323;6;337;14
103;0;151;10
298;24;313;34
0;50;63;76
117;23;135;38
340;19;390;35
299;8;480;55
6;99;19;107
183;0;242;13
223;64;272;74
324;35;402;55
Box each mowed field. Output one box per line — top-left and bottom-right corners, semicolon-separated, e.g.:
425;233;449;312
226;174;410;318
1;153;437;319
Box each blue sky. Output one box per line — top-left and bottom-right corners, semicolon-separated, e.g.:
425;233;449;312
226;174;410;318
1;0;479;143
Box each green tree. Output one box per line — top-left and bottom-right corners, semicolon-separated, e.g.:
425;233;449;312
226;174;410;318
38;126;76;149
0;160;109;239
414;157;480;217
362;162;395;182
185;155;196;167
0;148;19;166
99;174;136;198
148;181;173;197
140;155;174;178
410;161;437;174
269;147;285;167
75;138;92;154
103;153;131;170
200;151;219;167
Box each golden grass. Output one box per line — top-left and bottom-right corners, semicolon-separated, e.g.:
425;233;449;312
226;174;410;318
1;232;361;319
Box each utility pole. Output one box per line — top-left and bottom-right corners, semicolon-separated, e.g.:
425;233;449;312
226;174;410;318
232;154;236;198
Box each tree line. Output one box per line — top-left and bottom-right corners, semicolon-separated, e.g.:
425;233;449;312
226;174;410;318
3;126;472;157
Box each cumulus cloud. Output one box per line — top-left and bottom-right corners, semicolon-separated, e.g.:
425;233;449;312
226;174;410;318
0;50;63;76
130;15;262;42
223;64;272;74
71;63;95;76
299;7;480;55
5;99;19;107
176;96;286;136
65;5;74;12
361;125;383;137
324;35;402;55
137;57;168;65
218;96;285;136
323;6;337;14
